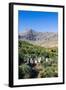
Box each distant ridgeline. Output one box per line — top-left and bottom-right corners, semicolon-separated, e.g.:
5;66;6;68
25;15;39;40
18;29;58;48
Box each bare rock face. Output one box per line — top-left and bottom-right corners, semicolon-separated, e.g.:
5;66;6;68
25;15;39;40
19;29;37;41
18;29;58;48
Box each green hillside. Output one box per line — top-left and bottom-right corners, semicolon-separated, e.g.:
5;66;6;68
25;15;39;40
18;40;58;79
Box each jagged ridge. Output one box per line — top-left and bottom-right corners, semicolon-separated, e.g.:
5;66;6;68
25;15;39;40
18;29;58;48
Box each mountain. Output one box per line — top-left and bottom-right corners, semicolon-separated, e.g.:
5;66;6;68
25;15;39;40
19;29;37;41
18;29;58;48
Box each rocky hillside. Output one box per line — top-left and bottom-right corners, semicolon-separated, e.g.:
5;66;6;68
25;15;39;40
18;29;58;48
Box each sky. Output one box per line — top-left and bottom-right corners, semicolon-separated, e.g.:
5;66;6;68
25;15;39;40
18;10;58;32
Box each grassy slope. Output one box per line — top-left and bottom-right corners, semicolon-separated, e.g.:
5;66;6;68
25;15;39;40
18;40;58;79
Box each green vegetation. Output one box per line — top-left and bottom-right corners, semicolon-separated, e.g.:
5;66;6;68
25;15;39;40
18;40;58;79
19;64;32;79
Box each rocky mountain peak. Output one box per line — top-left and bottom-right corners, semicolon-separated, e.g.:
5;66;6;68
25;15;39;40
18;29;58;48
